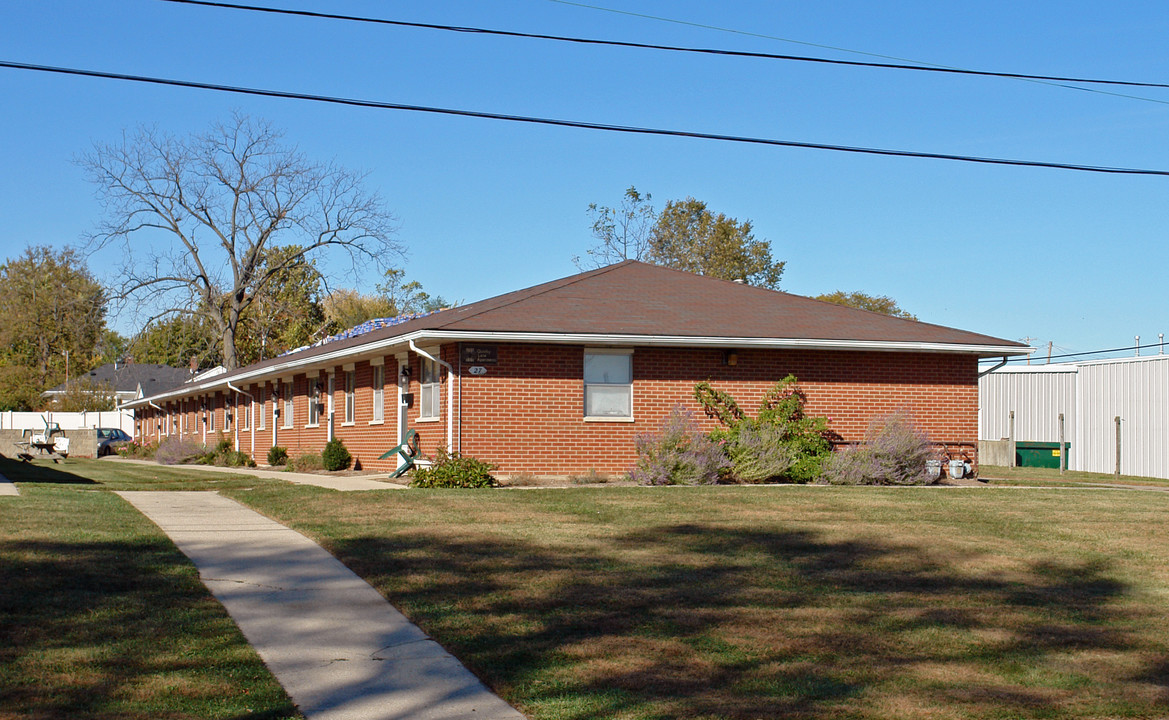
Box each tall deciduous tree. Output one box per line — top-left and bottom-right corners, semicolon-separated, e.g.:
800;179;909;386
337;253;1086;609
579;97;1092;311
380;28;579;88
129;316;221;370
579;189;785;289
815;291;917;320
323;269;449;333
0;246;107;410
81;113;402;370
575;186;656;269
239;245;328;363
647;198;784;289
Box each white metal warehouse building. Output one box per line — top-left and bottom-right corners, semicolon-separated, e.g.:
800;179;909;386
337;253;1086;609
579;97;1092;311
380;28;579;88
979;354;1169;479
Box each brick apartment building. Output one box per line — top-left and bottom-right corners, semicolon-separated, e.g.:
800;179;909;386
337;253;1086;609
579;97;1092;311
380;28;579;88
124;261;1029;477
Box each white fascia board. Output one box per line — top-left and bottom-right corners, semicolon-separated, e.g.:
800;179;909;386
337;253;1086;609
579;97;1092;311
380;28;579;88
126;329;1031;407
420;330;1033;357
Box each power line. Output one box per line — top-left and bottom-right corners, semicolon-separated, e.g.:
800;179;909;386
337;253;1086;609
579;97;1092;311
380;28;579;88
159;0;1169;102
544;0;1169;106
981;343;1165;364
4;59;1169;177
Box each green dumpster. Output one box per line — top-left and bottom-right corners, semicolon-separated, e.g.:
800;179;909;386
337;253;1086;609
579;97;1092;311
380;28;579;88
1015;441;1070;469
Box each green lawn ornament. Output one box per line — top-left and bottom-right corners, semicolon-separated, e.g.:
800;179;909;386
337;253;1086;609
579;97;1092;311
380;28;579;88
380;429;420;479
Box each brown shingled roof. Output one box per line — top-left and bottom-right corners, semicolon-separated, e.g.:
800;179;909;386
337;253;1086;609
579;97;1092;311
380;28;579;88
270;260;1024;363
135;261;1026;401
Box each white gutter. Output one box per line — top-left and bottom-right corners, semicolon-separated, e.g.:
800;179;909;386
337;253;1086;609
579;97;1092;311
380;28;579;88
123;330;1033;409
409;339;454;451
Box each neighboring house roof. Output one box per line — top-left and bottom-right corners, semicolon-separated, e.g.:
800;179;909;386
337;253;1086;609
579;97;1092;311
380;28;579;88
44;363;192;399
125;261;1031;407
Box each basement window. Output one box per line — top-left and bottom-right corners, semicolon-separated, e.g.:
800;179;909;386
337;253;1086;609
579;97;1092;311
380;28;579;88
584;349;633;420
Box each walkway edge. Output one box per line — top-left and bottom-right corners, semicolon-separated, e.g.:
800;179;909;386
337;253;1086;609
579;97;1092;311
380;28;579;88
119;491;525;720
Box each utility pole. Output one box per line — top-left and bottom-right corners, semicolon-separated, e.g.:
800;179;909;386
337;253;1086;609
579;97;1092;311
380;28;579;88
1021;337;1037;365
1046;341;1053;364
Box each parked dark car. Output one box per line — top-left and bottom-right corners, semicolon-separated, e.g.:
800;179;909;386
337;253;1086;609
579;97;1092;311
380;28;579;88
96;428;132;457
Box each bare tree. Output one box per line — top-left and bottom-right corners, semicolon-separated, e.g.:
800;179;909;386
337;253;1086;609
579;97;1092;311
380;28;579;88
574;186;657;269
80;113;402;370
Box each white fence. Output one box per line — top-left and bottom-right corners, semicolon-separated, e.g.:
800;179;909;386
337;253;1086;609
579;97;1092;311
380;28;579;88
980;355;1169;479
0;410;135;436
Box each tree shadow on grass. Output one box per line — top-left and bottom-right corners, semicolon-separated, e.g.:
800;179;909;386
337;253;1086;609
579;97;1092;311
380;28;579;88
0;455;96;484
328;522;1168;720
0;534;299;720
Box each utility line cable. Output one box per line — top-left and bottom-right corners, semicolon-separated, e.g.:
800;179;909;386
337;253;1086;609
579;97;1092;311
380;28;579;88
159;0;1169;96
4;59;1168;176
982;343;1164;363
543;0;1168;105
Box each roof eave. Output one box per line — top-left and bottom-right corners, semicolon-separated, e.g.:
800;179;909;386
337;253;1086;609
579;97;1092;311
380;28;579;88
123;329;1031;408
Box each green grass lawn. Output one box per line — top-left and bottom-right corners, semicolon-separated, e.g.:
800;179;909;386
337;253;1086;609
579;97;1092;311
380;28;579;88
980;464;1169;489
0;457;301;720
5;457;1169;719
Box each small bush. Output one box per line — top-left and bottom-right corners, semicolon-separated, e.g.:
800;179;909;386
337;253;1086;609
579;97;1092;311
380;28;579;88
410;447;498;488
631;405;729;486
697;375;834;484
117;439;158;459
223;450;257;468
725;423;797;483
155;437;207;465
569;468;609;485
503;472;541;487
288;453;325;473
321;439;352;471
266;446;289;466
214;437;233;455
824;413;938;486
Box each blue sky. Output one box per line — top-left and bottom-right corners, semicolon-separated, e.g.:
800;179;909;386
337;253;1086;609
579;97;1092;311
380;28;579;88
2;0;1167;362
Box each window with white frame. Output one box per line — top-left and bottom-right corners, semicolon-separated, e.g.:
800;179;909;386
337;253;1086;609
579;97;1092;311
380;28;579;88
371;364;384;423
308;380;321;425
344;370;355;424
240;395;250;430
584;350;633;419
283;382;294;428
208;396;215;431
258;386;266;430
419;357;441;419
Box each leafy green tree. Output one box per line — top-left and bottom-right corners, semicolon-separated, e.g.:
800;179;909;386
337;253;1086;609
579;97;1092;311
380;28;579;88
648;198;784;288
130;316;221;370
815;291;917;320
0;246;107;410
324;269;449;334
81;113;402;370
54;378;117;412
575;186;657;269
95;330;130;367
579;189;785;288
238;245;329;363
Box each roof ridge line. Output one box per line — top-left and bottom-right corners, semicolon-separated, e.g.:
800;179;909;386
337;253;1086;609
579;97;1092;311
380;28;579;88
433;261;632;329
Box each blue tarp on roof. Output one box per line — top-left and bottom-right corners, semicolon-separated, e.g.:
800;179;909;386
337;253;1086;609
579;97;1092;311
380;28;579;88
279;310;442;357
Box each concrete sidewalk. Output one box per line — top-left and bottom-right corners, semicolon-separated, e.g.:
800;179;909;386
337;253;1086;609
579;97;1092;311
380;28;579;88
119;491;524;720
108;457;405;491
0;473;18;496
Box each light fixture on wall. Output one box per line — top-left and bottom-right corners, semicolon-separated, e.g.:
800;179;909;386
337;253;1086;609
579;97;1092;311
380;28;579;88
400;366;411;380
723;350;739;366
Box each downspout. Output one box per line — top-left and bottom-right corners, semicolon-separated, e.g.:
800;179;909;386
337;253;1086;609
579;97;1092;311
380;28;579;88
409;339;454;451
977;356;1009;379
227;381;254;454
147;401;163;443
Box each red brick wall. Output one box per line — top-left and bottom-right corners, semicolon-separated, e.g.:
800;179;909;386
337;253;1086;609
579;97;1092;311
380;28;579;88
137;342;979;477
452;344;978;476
